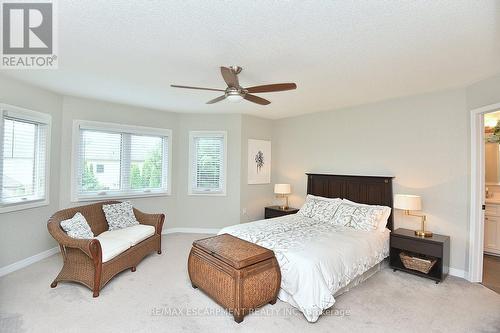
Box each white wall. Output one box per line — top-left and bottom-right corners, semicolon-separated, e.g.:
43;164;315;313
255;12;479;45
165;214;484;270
58;96;179;227
0;76;62;267
174;113;242;229
268;74;500;274
2;73;500;276
272;89;470;271
240;115;275;222
466;75;500;110
57;98;253;230
1;91;254;267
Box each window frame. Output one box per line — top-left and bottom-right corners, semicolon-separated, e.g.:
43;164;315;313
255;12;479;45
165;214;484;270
0;104;51;213
188;130;227;196
71;120;172;202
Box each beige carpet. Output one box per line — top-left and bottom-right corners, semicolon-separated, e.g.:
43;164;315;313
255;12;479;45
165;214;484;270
1;233;499;333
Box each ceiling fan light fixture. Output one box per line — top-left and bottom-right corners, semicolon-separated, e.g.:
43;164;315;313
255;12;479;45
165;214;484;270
225;91;244;102
171;66;297;106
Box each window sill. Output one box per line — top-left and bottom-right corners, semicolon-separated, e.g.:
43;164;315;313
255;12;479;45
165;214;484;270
72;191;171;203
188;191;227;197
0;199;49;214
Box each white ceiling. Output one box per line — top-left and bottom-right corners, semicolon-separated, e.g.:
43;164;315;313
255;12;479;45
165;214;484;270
2;0;500;119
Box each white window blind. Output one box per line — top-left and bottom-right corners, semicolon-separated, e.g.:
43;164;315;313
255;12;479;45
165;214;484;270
74;121;171;200
189;131;226;195
1;105;50;212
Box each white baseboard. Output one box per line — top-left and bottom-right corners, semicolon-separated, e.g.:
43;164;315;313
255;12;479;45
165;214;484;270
0;229;217;278
162;227;220;235
449;267;467;279
0;246;59;277
0;239;471;282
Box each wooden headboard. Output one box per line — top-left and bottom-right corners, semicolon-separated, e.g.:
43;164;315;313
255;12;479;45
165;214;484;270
306;173;394;231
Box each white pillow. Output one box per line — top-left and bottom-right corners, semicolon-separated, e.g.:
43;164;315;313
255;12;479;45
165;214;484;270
297;194;317;217
60;212;94;239
377;207;392;232
342;199;391;232
102;201;140;231
298;195;342;223
330;202;358;226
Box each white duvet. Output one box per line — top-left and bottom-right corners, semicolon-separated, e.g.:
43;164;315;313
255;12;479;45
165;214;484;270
218;214;390;322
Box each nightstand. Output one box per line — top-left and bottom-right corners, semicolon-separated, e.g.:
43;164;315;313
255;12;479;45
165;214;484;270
264;206;299;219
390;228;450;283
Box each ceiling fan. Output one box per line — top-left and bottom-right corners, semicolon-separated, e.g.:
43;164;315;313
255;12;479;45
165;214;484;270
171;66;297;105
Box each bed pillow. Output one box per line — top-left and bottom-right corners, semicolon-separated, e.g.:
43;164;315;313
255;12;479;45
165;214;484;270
330;202;358;226
310;198;342;223
60;212;94;239
102;201;140;231
342;199;389;232
297;195;316;217
376;206;392;232
298;195;341;223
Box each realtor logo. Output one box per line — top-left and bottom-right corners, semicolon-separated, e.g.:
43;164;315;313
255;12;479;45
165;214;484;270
1;0;58;69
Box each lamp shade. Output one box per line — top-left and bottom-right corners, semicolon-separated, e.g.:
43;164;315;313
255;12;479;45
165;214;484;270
394;194;422;211
274;184;291;194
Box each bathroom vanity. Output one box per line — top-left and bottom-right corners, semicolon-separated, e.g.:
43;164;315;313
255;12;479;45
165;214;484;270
484;200;500;255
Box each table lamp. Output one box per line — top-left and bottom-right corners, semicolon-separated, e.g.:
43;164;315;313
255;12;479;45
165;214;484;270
274;184;291;210
394;194;432;237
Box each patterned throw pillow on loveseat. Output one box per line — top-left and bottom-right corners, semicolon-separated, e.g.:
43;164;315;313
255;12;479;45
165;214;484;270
102;201;140;231
60;212;94;239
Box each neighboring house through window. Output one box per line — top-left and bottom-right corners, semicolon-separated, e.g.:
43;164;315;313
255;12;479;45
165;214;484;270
72;120;172;201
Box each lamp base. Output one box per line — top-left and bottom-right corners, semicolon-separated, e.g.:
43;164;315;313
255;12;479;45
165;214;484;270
415;230;433;237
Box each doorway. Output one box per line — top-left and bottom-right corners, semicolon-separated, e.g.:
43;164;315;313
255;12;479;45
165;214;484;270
483;111;500;292
469;102;500;289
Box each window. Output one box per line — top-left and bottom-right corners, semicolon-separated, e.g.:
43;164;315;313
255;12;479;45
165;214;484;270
0;104;51;212
72;120;171;201
189;131;226;195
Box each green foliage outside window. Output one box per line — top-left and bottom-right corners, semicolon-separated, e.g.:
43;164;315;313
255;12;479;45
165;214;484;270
130;147;162;189
82;162;102;191
82;147;163;191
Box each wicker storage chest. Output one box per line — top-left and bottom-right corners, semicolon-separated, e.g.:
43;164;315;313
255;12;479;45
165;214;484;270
188;233;281;323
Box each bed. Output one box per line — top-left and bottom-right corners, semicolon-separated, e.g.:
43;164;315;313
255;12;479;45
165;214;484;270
218;174;394;322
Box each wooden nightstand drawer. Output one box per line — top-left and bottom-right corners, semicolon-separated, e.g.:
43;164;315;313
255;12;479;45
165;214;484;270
265;209;284;219
264;206;299;219
391;236;442;258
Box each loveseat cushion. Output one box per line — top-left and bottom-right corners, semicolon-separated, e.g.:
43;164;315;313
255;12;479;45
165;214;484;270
60;212;94;239
95;236;131;263
102;201;140;231
98;224;156;247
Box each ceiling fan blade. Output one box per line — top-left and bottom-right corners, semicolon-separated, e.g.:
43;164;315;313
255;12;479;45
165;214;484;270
245;83;297;93
220;67;240;88
171;85;225;92
244;94;271;105
206;95;227;104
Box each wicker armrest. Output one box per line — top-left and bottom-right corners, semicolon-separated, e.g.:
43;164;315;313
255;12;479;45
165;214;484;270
47;216;99;258
133;208;165;234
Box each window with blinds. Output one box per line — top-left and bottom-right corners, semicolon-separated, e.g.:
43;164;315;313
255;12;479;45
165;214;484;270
0;104;51;212
73;121;171;200
189;131;226;195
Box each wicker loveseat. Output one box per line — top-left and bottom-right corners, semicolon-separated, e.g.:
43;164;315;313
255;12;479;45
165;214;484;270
47;201;165;297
